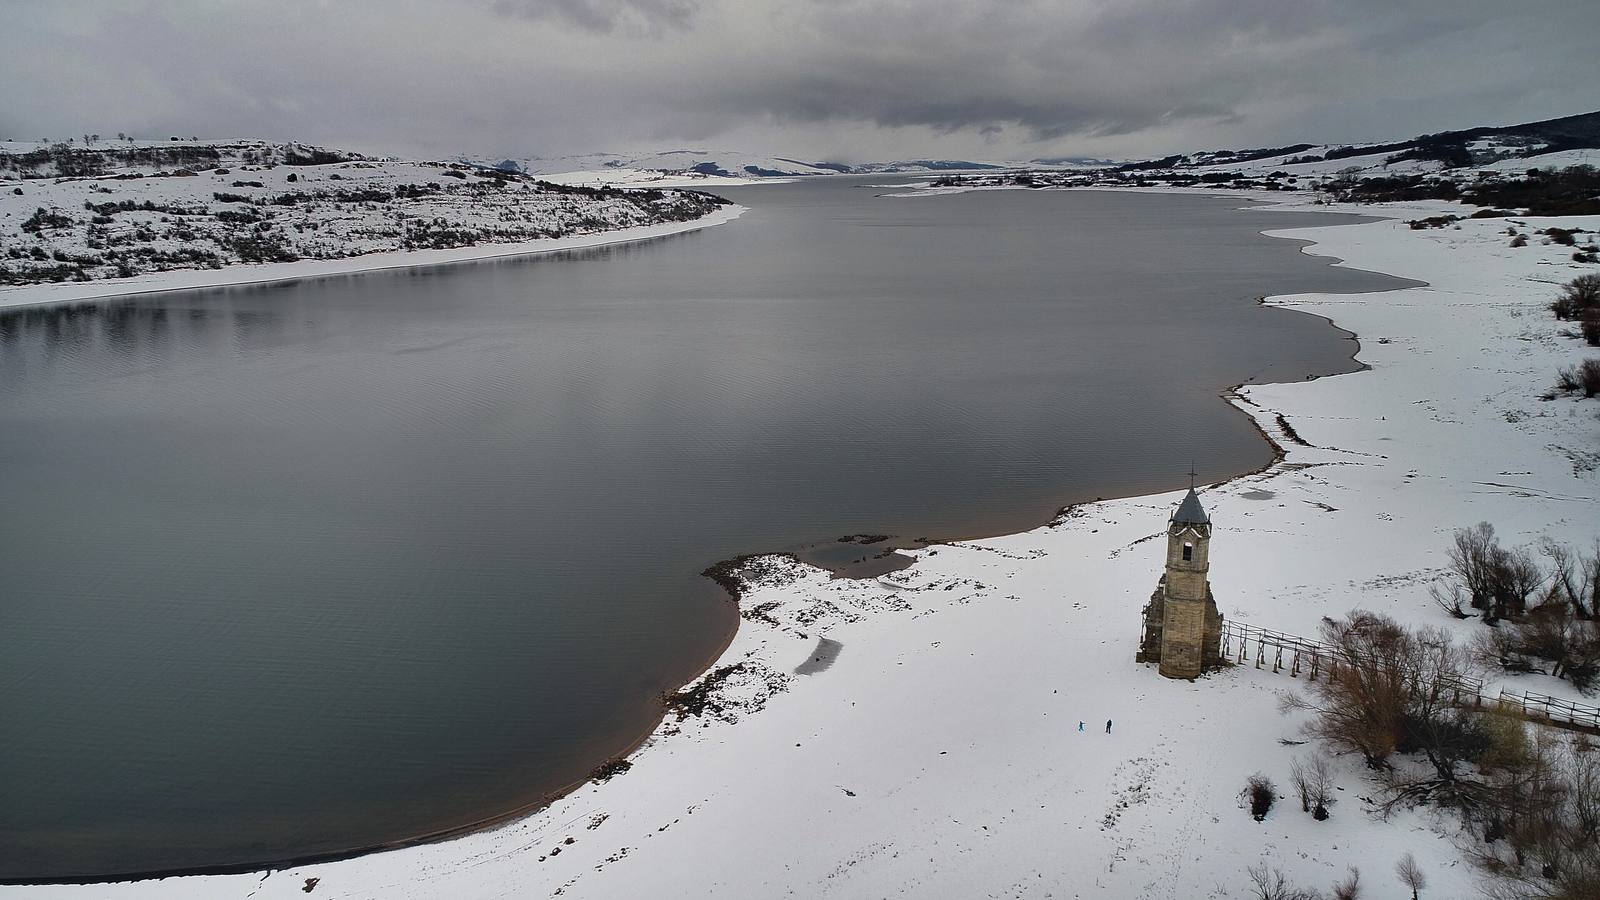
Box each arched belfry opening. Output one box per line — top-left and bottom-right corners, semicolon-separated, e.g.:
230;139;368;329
1136;476;1223;679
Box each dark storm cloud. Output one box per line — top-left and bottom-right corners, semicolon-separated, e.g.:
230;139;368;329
1;0;1595;161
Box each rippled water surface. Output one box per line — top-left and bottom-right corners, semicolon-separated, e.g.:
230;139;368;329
0;181;1414;878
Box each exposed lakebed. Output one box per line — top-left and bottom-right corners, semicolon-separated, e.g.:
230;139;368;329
0;180;1414;879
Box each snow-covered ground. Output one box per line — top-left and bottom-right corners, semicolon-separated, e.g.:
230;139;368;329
5;194;1599;899
0;141;734;304
0;204;746;310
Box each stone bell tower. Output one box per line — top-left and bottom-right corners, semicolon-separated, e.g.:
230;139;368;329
1136;478;1222;679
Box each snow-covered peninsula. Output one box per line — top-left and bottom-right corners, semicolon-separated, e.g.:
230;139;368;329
0;140;738;308
6;188;1596;898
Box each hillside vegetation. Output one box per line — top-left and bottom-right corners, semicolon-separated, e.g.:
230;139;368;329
931;110;1600;218
0;139;728;287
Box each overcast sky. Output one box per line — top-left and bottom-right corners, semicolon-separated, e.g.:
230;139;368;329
3;1;1597;163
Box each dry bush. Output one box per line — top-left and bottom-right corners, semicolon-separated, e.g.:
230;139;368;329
1242;773;1278;821
1291;753;1338;819
1582;358;1600;394
1553;360;1600;396
1330;868;1361;900
1551;273;1600;321
1246;862;1323;900
1474;730;1600;900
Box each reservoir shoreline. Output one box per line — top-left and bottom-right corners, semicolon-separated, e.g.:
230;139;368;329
0;189;1411;886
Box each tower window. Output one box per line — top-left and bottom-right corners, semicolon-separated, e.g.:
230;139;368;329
1182;543;1193;561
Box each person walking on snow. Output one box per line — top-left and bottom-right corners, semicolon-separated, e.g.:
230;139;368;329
1078;721;1084;732
1105;719;1113;734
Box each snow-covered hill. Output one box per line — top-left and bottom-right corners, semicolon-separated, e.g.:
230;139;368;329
469;149;1009;184
0;141;730;291
916;110;1600;222
1119;109;1600;180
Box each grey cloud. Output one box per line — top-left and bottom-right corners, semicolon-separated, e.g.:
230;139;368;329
1;0;1595;162
491;0;700;33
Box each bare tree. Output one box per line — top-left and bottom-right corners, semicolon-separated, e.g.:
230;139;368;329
1283;613;1489;811
1281;612;1413;767
1543;539;1599;619
1451;523;1501;613
1473;598;1600;693
1448;524;1546;622
1395;853;1426;900
1384;627;1492;810
1475;729;1600;899
1491;546;1546;620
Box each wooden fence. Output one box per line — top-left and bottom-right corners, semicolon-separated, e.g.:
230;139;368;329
1219;620;1598;732
1497;689;1600;732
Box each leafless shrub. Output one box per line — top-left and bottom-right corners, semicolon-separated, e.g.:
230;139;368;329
1329;867;1361;900
1246;861;1323;900
1242;773;1278;821
1551;273;1600;321
1429;581;1472;619
1291;753;1337;819
1582;358;1600;395
1583;316;1600;348
1395;853;1426;899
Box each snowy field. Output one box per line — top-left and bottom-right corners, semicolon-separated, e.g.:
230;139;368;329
4;195;1599;899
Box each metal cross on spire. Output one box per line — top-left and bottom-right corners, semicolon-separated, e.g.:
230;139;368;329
1188;460;1197;490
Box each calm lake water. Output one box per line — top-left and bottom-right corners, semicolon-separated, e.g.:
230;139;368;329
0;181;1413;879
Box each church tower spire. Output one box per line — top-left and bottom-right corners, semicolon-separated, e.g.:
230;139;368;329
1136;477;1223;678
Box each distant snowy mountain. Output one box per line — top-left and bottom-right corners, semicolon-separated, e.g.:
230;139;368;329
465;149;1007;182
1028;156;1122;168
